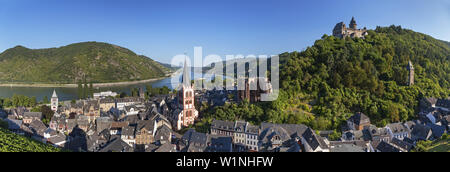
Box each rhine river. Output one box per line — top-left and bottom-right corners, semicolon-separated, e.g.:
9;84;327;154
0;71;212;102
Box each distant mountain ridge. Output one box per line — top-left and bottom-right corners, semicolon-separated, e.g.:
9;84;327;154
0;42;171;84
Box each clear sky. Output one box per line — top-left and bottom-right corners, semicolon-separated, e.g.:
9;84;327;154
0;0;449;64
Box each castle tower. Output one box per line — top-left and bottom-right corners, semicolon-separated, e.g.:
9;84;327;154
51;89;58;112
407;61;414;86
350;17;357;29
176;58;198;130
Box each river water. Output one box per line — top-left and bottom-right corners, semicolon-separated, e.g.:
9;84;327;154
0;71;211;102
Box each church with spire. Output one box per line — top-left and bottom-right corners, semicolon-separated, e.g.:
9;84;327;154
51;89;59;112
169;58;198;130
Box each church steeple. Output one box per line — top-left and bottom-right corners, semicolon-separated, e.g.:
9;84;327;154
52;89;58;98
182;57;191;87
51;89;58;112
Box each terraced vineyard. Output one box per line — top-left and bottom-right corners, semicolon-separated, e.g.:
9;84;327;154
0;128;62;152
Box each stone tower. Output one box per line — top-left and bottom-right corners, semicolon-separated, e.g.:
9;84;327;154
51;89;58;112
350;17;357;29
407;61;414;86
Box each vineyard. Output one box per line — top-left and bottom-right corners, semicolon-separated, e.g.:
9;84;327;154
0;128;62;152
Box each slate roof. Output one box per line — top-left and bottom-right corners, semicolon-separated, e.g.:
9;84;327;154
259;125;290;144
5;119;22;130
182;129;208;152
111;121;129;129
426;123;446;139
301;128;328;150
99;98;115;104
155;143;177;152
234;121;247;132
136;120;154;133
208;136;233;152
121;126;135;136
48;133;67;146
246;124;259;134
98;137;133;152
29;120;47;136
330;143;366;152
260;123;308;139
386;123;409;133
411;124;432;141
376;141;401;152
155;125;172;142
23;112;42;119
350;112;370;126
211;119;234;131
436;99;450;109
390;138;413;152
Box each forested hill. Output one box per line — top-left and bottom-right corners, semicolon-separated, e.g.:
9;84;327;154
269;25;449;130
0;42;171;83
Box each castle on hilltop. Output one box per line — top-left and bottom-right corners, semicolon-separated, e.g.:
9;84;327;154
333;17;368;39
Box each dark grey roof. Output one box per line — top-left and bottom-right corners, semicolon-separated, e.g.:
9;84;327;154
5;119;22;130
23;112;42;119
48;133;67;145
302;128;328;150
427;123;446;139
260;123;309;140
121;126;135;136
122;114;139;125
155;125;172;142
182;129;208;152
208;136;233;152
29;120;47;136
155;143;176;152
234;121;246;132
145;144;160;152
246;124;259;134
350;112;370;126
99;98;115;104
386;123;409;133
116;97;143;103
376;141;401;152
390;138;413;151
411;124;432;141
211;119;234;131
330;143;366;152
98;137;133;152
436;99;450;109
136;120;154;132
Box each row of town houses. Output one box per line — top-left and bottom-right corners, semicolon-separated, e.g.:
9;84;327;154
1;96;448;152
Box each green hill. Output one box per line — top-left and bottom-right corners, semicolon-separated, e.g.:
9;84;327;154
0;42;171;84
0;128;62;152
267;25;450;130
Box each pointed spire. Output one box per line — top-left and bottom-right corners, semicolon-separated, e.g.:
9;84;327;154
182;57;191;87
52;89;58;98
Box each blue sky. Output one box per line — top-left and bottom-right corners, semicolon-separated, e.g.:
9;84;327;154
0;0;449;64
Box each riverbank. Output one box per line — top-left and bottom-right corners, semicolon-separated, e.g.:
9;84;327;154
0;75;173;88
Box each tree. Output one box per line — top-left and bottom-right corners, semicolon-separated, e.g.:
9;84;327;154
40;105;54;125
89;82;94;98
83;82;88;99
30;96;37;107
77;80;83;99
42;96;50;104
0;118;8;129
